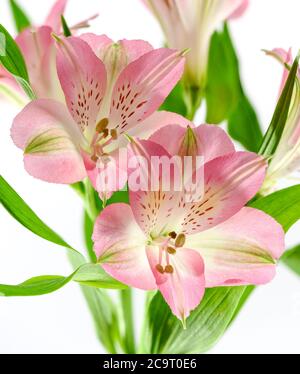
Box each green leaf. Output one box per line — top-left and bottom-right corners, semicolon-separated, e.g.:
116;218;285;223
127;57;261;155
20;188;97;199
281;245;300;276
0;263;127;297
107;189;129;205
250;185;300;232
259;54;300;157
228;94;262;152
142;287;246;354
0;175;81;256
205;23;262;151
159;81;187;117
0;23;35;99
83;211;97;263
9;0;31;33
73;264;127;289
0;274;73;296
61;15;72;37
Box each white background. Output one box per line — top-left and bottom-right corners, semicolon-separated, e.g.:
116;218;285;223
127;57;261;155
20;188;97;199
0;0;300;354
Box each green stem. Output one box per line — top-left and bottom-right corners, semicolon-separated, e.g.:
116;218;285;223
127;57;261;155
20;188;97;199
120;289;136;354
184;85;203;121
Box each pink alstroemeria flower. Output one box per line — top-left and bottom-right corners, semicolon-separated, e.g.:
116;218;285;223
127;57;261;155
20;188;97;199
0;0;96;104
0;0;68;104
92;124;284;322
143;0;249;88
11;34;185;196
261;49;300;194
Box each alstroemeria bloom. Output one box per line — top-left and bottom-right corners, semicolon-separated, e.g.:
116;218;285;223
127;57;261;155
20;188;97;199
92;125;284;321
11;34;185;197
261;49;300;194
0;0;95;104
143;0;248;88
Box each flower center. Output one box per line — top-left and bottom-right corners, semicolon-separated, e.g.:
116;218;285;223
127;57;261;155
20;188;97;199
153;232;186;274
90;118;119;162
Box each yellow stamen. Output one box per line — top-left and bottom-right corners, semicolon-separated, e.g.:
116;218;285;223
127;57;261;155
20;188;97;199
168;231;177;239
175;233;186;248
167;247;176;255
110;129;118;140
156;264;164;274
96;118;109;133
165;265;174;274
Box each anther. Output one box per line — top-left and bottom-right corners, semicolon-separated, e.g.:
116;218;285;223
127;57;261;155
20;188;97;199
110;129;118;140
102;129;109;138
96;118;109;133
91;155;98;163
156;264;164;274
175;233;186;248
167;246;176;255
165;265;174;274
168;231;177;239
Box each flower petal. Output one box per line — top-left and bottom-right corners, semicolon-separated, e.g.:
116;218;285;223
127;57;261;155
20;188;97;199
45;0;68;33
11;99;86;184
147;245;205;321
17;26;63;101
129;110;190;141
128;138;183;236
56;36;107;140
228;0;249;19
149;124;235;161
178;151;267;234
93;203;155;290
186;207;285;287
108;48;185;134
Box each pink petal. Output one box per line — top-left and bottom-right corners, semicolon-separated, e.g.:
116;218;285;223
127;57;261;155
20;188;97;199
186;207;285;287
79;33;113;57
56;36;107;140
128;138;183;236
92;203;156;290
147;246;205;321
228;0;249;19
119;39;153;63
45;0;68;32
11;99;86;184
150;124;235;161
17;26;63;100
179;151;267;234
129;110;190;141
0;66;25;102
108;48;185;134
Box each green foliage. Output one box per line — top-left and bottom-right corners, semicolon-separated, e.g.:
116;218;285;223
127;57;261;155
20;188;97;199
0;24;35;99
205;24;262;151
9;0;31;33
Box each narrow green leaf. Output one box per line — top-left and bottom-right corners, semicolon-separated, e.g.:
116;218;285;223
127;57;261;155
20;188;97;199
9;0;31;33
73;264;127;289
0;23;35;99
61;15;72;37
0;23;28;80
259;54;299;157
205;23;263;151
83;211;97;263
0;175;81;256
250;185;300;232
0;274;74;296
159;81;187;117
228;94;262;152
0;263;127;297
142;287;246;354
281;245;300;276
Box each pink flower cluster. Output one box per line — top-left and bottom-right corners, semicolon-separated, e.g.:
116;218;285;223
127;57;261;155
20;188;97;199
3;0;287;322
